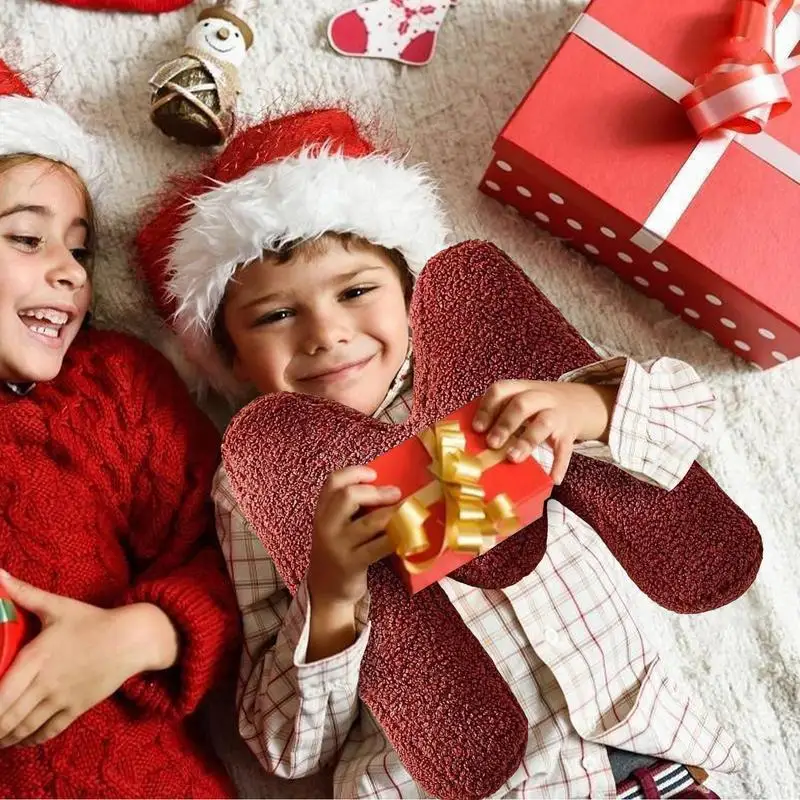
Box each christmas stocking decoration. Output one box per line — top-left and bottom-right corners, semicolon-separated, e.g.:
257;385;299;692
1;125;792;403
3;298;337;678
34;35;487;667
328;0;458;66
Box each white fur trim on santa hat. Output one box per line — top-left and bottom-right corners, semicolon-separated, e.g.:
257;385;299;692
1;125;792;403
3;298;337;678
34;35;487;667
167;146;451;339
0;95;103;199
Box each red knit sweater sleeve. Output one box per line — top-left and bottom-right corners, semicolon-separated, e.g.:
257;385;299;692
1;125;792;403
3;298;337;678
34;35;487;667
106;336;241;719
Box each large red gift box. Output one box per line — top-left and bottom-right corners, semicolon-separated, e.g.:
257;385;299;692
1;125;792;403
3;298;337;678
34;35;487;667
0;586;31;679
368;399;554;594
481;0;800;368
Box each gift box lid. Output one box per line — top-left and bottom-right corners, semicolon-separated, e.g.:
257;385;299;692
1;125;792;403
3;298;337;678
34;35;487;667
496;0;800;331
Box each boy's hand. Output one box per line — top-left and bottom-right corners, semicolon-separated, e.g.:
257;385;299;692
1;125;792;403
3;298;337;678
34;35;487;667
473;380;618;484
308;466;400;609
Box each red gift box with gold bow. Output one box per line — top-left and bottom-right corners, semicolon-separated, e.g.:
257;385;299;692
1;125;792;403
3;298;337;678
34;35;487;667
482;0;800;368
0;585;32;679
368;398;554;595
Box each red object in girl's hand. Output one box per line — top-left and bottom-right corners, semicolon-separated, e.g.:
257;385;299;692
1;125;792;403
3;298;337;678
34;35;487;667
0;585;32;679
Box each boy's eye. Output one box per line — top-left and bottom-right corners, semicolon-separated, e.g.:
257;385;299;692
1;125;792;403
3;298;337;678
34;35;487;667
8;235;42;251
341;285;377;301
254;308;294;326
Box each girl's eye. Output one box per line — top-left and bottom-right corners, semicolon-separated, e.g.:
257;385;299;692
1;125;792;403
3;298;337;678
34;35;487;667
8;235;42;251
341;285;377;301
70;248;92;267
254;308;294;326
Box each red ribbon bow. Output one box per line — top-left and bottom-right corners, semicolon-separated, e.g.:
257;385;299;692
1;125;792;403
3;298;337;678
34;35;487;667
681;0;800;135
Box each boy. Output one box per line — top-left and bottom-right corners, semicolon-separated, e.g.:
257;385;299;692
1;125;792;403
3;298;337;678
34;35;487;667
138;108;735;799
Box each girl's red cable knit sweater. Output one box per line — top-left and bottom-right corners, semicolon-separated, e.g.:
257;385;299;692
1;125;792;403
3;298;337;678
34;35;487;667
0;328;238;798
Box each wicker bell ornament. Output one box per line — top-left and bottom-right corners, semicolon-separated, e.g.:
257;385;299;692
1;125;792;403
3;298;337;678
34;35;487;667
149;0;254;147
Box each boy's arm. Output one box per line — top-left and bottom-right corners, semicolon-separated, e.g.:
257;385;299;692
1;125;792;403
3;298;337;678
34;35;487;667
560;352;718;490
214;468;369;779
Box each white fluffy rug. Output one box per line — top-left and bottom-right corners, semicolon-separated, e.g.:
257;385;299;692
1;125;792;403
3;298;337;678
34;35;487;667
5;0;799;797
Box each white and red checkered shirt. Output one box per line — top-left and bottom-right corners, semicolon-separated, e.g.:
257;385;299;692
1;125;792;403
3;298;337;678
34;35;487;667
213;352;739;799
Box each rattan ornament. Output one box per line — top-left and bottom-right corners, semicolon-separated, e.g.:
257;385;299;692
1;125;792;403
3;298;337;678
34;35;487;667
149;0;254;147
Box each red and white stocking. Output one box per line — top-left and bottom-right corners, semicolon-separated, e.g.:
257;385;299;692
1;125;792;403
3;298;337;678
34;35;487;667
328;0;458;66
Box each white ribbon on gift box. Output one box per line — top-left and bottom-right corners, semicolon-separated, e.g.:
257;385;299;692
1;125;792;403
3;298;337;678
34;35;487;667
570;9;800;253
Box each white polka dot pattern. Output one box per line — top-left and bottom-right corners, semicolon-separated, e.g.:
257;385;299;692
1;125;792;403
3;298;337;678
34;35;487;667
477;169;796;369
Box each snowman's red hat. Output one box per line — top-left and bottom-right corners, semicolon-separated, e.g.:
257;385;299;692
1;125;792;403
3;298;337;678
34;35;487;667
0;60;102;199
136;107;450;397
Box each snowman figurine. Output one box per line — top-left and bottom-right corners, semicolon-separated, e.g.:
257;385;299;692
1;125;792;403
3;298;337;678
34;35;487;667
150;0;254;147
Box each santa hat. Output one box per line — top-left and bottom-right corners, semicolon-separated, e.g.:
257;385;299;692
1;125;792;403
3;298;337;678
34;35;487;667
42;0;193;12
0;60;102;200
137;107;451;398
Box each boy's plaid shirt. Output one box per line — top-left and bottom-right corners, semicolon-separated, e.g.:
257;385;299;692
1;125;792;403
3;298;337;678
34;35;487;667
213;351;739;799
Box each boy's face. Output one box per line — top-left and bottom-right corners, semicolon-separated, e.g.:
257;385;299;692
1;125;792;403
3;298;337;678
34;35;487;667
0;160;92;384
223;238;410;415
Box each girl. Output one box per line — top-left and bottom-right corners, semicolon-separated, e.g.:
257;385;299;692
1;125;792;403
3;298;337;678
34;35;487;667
0;60;238;797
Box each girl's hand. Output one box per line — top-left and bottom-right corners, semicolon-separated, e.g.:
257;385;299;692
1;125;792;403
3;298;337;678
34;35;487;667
473;380;618;484
0;571;177;748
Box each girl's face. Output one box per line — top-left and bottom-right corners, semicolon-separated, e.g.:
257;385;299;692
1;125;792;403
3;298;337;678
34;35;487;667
0;159;92;383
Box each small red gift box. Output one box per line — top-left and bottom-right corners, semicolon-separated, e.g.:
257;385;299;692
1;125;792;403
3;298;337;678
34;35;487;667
0;586;31;679
481;0;800;368
368;399;554;594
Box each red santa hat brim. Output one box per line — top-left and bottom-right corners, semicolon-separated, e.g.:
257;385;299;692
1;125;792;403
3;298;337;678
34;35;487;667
168;145;449;336
140;109;450;398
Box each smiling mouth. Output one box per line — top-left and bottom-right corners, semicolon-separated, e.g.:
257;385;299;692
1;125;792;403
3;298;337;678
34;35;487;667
298;355;375;384
204;34;235;53
18;308;75;345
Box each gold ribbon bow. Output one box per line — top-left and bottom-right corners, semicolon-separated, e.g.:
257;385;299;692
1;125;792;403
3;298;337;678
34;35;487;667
387;420;519;565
